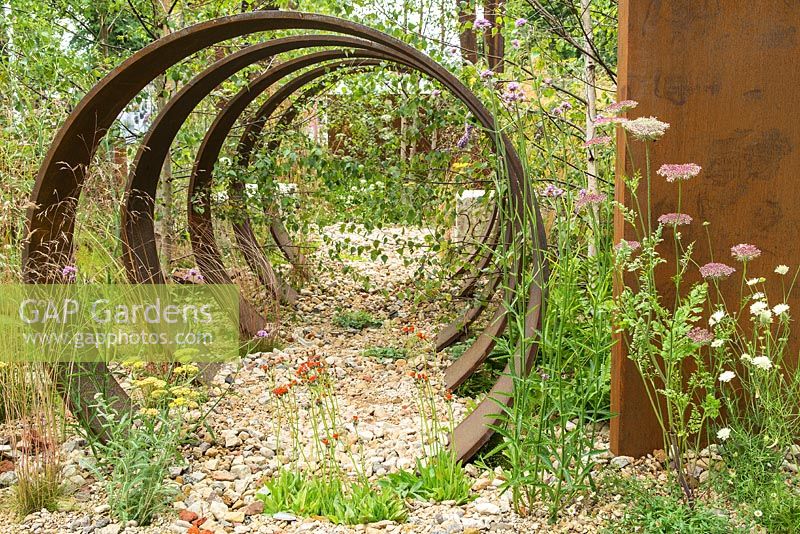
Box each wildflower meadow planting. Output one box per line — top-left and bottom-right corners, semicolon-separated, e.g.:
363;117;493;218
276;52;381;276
0;1;798;533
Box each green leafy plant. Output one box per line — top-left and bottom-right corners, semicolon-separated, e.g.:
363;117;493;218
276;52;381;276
257;470;407;524
82;397;183;525
603;476;741;534
332;310;382;330
381;449;472;504
362;346;407;360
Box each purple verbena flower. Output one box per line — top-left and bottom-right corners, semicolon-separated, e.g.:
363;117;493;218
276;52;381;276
456;124;475;149
541;184;565;198
256;329;269;339
515;18;528;27
480;69;495;80
511;39;521;48
61;265;77;282
474;17;492;30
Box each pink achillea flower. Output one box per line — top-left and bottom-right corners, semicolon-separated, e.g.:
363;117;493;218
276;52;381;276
657;213;693;226
582;136;613;148
700;262;736;280
731;243;762;262
474;17;492;30
687;327;714;345
622;116;670;141
614;239;641;252
657;163;702;182
575;189;607;211
541;184;565;198
605;100;638;114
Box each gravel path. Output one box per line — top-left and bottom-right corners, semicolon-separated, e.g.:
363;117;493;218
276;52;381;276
0;225;632;534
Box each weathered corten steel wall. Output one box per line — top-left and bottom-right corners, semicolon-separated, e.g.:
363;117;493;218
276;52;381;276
612;1;800;456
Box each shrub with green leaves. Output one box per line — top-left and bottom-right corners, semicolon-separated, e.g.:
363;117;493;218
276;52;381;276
332;310;382;330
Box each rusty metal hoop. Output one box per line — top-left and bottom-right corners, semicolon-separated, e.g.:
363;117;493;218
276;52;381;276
24;11;547;460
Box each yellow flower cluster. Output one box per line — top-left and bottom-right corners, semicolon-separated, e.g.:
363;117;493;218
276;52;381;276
173;364;199;377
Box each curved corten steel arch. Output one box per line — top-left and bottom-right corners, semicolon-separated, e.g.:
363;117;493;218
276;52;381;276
189;53;506;392
190;52;509;387
123;37;404;337
225;60;392;302
24;11;547;461
234;64;501;307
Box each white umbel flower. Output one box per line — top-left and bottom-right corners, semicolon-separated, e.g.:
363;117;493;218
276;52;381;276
709;310;725;327
773;303;790;315
717;427;731;441
775;265;790;275
718;370;735;383
752;355;773;371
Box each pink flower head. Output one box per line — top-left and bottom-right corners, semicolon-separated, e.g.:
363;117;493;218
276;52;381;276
700;262;736;280
582;136;613;148
731;243;762;262
657;213;693;226
256;329;270;339
594;115;624;125
511;39;521;49
614;239;641;253
474;17;492;30
687;327;714;345
480;69;495;80
605;100;639;114
541;184;565;198
657;163;702;182
515;18;528;27
621;116;670;141
61;265;77;282
575;189;607;211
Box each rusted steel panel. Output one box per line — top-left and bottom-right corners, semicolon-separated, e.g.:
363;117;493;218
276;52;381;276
612;1;800;457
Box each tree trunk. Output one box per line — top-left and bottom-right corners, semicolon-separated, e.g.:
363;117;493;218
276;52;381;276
457;1;478;64
156;0;175;269
580;0;599;256
484;0;505;72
